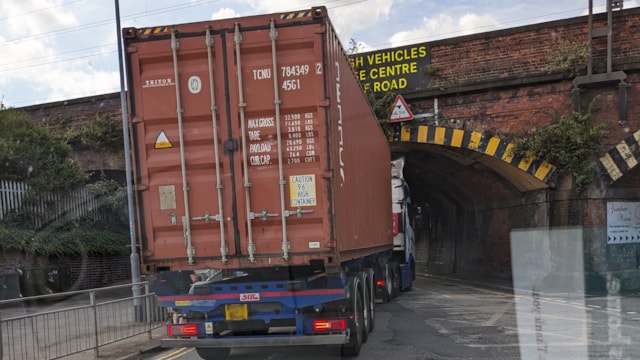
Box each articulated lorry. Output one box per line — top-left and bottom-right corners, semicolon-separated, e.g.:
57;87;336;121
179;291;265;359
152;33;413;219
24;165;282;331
123;6;414;358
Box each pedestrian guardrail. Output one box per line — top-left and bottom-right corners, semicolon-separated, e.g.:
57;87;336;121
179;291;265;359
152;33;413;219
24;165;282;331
0;281;168;359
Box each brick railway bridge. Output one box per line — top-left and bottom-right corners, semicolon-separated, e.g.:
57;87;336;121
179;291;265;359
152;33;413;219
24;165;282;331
20;5;640;291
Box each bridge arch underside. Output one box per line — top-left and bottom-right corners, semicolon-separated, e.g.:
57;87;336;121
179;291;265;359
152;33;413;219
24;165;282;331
392;141;553;279
71;147;126;182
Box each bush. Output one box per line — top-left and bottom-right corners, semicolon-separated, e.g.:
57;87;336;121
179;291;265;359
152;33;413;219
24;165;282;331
0;221;129;257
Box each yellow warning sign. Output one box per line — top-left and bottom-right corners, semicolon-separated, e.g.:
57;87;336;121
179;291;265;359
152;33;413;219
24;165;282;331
349;44;429;93
289;174;316;207
388;95;413;123
155;130;173;149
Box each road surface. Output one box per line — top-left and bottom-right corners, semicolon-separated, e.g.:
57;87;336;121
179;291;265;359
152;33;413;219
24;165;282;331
138;276;640;360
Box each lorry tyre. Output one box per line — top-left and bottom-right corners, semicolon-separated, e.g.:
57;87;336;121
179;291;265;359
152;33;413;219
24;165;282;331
342;277;363;357
365;268;376;333
381;264;393;303
195;347;231;359
357;271;372;342
391;263;401;299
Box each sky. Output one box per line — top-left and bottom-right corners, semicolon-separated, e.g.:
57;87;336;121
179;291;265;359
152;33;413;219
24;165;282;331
0;0;637;108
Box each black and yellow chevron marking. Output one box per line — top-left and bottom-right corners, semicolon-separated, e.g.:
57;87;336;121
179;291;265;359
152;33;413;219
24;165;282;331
138;27;170;36
280;10;313;20
599;129;640;184
396;125;556;183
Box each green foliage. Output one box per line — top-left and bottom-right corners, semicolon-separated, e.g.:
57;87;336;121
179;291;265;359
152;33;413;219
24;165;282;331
1;110;128;257
81;115;123;153
86;178;128;226
545;39;589;76
0;109;87;194
366;91;397;139
422;64;439;77
510;107;607;192
0;222;129;257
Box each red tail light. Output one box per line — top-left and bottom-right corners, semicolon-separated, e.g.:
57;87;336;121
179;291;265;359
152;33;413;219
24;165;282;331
392;213;399;235
167;324;199;337
313;319;346;331
376;279;385;287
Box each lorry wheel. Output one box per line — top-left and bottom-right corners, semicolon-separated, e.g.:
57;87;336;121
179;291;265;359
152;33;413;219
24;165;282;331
381;264;393;303
391;263;401;299
358;271;371;342
365;268;376;333
342;278;363;357
195;348;231;359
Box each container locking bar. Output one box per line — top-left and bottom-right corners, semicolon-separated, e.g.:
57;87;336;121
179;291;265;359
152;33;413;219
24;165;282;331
171;30;195;266
205;26;228;263
284;208;315;219
234;23;257;263
270;19;291;260
248;209;280;221
192;212;223;224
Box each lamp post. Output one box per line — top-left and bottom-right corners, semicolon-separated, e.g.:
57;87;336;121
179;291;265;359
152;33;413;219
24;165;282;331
114;0;142;320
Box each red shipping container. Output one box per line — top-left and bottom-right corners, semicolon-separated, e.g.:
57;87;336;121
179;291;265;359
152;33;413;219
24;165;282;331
123;7;392;273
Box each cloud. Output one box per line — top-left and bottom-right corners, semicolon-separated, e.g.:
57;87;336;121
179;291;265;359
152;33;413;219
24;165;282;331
1;0;77;37
0;0;83;105
39;63;120;103
389;12;500;47
581;0;639;14
329;0;392;41
211;7;241;20
234;0;393;42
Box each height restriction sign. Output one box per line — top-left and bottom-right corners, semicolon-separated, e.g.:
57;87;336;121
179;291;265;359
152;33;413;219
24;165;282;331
388;95;414;123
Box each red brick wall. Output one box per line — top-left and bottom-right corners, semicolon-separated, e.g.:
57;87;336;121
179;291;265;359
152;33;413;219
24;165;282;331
21;93;122;132
427;10;640;86
408;8;640;147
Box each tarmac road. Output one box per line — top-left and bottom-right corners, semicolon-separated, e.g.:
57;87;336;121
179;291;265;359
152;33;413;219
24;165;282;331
135;276;520;360
56;274;640;360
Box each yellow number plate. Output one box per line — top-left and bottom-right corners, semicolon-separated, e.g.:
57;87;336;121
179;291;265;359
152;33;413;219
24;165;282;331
174;300;191;306
225;304;248;320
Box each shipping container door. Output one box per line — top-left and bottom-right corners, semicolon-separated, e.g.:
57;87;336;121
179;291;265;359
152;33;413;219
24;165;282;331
128;27;233;269
221;18;332;268
128;12;335;271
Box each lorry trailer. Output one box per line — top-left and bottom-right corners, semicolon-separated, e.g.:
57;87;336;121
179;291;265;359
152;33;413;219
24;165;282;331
123;6;414;358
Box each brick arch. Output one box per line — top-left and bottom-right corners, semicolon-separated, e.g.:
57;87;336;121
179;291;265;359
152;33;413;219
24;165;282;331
393;125;556;183
599;129;640;184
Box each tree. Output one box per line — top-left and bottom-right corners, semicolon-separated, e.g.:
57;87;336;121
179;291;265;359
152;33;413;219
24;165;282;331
0;109;86;194
81;114;123;153
509;105;607;193
0;109;128;257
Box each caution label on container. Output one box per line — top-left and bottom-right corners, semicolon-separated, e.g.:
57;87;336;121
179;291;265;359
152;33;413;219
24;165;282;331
154;130;173;149
289;174;316;207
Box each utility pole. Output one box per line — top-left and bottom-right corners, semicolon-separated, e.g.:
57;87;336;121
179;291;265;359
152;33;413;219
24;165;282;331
113;0;143;320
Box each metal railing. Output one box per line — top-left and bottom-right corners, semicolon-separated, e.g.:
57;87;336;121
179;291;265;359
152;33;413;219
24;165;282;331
0;180;102;228
0;282;167;360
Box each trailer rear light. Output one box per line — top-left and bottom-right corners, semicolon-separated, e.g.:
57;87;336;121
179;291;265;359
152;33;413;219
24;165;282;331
313;319;346;332
167;324;199;337
376;279;385;287
392;213;399;235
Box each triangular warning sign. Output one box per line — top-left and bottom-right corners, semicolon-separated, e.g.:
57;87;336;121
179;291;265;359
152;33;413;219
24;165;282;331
154;130;173;149
388;95;414;123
